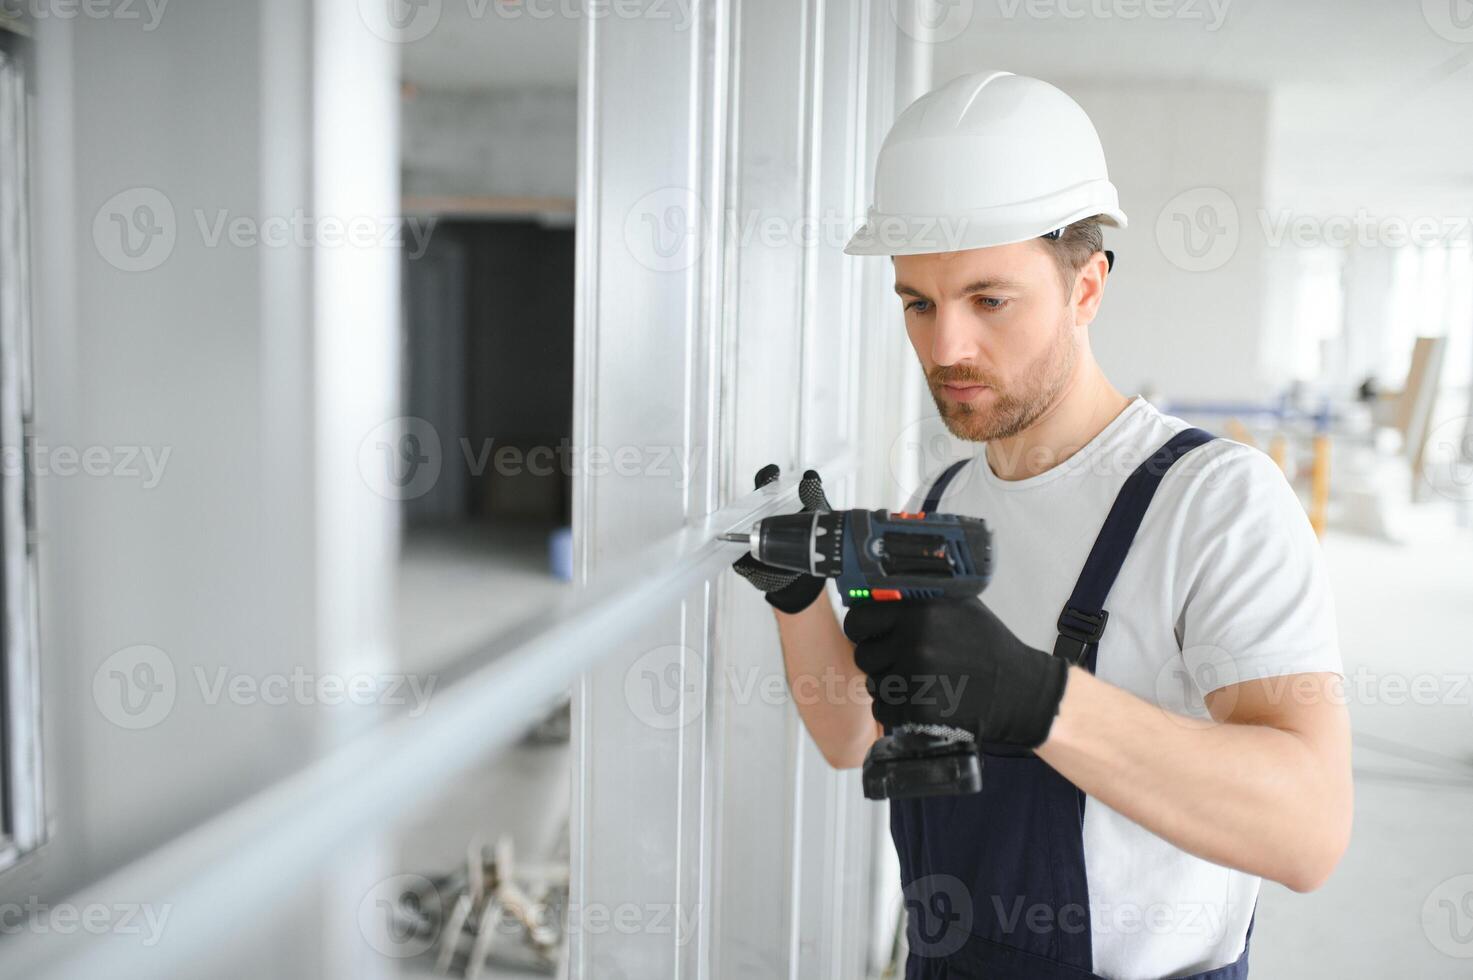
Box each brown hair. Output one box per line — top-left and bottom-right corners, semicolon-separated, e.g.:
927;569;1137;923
1037;215;1106;296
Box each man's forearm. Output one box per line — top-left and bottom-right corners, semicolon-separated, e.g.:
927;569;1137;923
1036;667;1352;892
773;594;881;769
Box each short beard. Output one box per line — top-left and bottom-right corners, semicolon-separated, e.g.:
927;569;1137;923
928;314;1077;443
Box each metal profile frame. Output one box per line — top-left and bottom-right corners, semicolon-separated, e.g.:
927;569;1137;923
562;2;905;977
568;0;747;975
0;32;45;875
568;0;895;975
0;1;913;976
0;459;851;980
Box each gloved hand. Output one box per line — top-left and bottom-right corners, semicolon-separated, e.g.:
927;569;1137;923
844;598;1070;748
731;464;832;615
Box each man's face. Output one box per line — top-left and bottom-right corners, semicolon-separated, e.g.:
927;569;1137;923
893;241;1080;443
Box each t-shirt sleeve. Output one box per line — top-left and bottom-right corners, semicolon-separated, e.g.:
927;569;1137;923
1173;442;1343;695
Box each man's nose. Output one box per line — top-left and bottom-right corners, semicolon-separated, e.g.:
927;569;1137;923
929;303;982;367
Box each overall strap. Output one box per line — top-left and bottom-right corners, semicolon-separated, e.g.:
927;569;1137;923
921;457;972;513
1054;427;1216;668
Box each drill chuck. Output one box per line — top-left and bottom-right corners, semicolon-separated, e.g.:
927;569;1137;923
750;511;842;577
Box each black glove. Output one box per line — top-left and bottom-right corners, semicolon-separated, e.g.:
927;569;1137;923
731;464;832;615
844;598;1070;749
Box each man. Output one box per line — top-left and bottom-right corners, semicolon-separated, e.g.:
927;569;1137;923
732;71;1350;979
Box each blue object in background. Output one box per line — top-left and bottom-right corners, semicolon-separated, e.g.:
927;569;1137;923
1161;390;1337;433
549;526;573;582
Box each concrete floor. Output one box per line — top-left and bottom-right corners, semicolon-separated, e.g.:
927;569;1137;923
393;522;572;979
396;521;571;678
1251;503;1473;977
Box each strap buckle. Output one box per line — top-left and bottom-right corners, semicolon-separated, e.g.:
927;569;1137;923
1053;606;1109;666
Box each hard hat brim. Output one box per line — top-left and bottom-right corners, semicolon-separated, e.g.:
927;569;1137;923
843;188;1127;257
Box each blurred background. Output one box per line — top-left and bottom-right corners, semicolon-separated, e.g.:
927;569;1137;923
0;0;1468;977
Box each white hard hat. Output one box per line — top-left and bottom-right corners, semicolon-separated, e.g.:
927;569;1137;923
844;70;1127;257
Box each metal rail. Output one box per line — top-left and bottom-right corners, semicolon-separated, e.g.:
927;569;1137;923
0;455;854;980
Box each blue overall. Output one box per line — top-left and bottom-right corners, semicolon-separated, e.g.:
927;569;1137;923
893;428;1254;980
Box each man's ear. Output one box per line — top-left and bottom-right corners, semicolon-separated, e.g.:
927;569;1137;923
1072;250;1110;327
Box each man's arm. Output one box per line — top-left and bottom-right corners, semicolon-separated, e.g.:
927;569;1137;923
772;599;881;769
1037;668;1352;893
728;465;880;765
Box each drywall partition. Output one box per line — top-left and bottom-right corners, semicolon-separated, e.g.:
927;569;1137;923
14;2;399;977
571;1;919;976
25;0;317;922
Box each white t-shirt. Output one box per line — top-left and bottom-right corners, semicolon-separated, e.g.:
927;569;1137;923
901;396;1342;980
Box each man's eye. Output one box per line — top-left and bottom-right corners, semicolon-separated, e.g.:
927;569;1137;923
976;296;1009;312
904;299;931;314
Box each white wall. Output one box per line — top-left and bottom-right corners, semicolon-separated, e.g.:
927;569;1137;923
401;86;577;199
1062;81;1273;403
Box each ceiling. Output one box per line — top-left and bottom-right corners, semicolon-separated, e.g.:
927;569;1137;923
928;0;1473;217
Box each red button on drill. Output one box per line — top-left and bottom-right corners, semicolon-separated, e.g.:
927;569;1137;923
871;589;902;601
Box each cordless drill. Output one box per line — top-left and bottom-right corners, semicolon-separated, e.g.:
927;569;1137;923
721;508;993;800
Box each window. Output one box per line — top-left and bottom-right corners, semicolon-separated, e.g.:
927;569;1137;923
1384;242;1473;391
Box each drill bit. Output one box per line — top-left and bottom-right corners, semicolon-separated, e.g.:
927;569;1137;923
716;531;750;543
